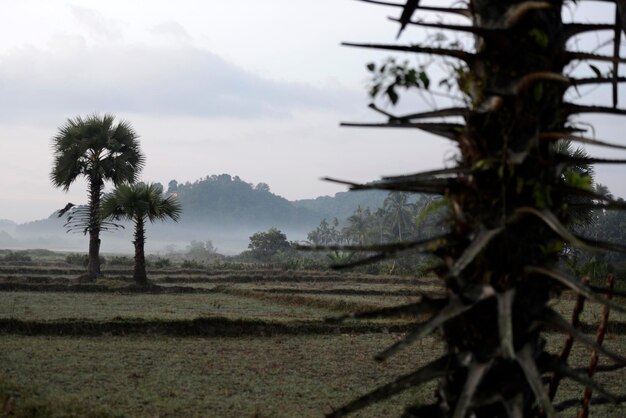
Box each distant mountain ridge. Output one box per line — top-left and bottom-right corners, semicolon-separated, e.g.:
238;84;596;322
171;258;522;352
293;190;390;221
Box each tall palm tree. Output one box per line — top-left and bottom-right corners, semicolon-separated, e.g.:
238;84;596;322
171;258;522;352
383;192;415;241
343;206;372;245
331;1;626;417
51;114;145;279
101;183;181;286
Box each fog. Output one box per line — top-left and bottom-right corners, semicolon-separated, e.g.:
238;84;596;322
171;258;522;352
0;217;311;256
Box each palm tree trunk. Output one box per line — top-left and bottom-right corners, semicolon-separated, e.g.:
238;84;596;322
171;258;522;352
87;178;103;280
133;217;148;286
434;3;566;416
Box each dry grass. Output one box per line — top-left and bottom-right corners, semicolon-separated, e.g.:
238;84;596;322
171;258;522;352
0;291;331;322
1;333;624;418
0;334;442;418
0;263;625;417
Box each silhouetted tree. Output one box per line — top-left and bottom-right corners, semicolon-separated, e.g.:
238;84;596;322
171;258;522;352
51;114;144;280
101;183;181;285
248;227;291;261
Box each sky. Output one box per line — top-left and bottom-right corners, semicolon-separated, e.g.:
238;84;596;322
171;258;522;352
0;0;624;223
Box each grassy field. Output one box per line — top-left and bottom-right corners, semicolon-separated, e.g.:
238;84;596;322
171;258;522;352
0;253;625;417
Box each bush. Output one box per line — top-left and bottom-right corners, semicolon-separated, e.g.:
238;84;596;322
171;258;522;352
181;259;204;269
153;258;171;268
108;256;134;266
3;251;32;263
248;228;292;261
65;253;106;267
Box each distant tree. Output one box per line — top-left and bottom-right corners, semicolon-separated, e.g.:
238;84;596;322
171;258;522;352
382;192;415;241
307;218;342;246
255;182;271;193
167;180;179;194
343;206;372;245
248;227;291;261
185;240;219;263
101;183;181;285
51;114;144;280
373;207;387;244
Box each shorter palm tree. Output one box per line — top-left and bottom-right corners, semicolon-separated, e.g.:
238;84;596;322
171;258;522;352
101;183;181;285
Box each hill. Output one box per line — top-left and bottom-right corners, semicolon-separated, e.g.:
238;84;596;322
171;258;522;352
5;174;402;254
293;190;390;221
170;174;320;228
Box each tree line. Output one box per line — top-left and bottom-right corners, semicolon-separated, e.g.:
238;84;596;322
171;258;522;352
307;193;446;247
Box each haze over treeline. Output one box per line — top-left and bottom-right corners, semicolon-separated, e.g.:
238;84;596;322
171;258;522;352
0;174;394;254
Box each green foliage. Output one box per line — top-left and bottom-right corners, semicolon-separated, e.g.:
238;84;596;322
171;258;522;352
306;193;446;249
248;228;292;261
367;58;429;104
307;218;343;246
528;28;549;48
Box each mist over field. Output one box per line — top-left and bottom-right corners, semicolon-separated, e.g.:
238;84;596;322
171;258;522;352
0;175;392;255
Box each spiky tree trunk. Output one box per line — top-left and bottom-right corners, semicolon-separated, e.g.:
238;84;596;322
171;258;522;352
435;3;567;417
133;216;148;286
330;1;626;417
87;177;103;280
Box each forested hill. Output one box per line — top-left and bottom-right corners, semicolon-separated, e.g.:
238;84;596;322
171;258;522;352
292;189;427;221
168;174;321;228
292;190;390;221
170;175;400;226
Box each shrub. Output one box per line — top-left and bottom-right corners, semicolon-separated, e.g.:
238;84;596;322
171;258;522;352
107;256;134;266
3;251;32;263
66;253;106;267
181;259;204;269
153;258;171;268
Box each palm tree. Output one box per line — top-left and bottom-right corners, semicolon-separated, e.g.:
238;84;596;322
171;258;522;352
51;114;145;280
101;183;181;286
330;1;626;417
382;192;415;241
343;206;372;245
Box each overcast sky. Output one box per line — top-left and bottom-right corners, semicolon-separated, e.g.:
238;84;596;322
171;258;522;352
0;0;624;223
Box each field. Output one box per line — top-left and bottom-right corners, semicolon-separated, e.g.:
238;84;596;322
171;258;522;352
0;252;625;417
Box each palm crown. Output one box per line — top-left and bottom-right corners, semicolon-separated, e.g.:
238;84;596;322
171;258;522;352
101;183;182;224
101;182;181;285
51;113;144;190
50;113;145;279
